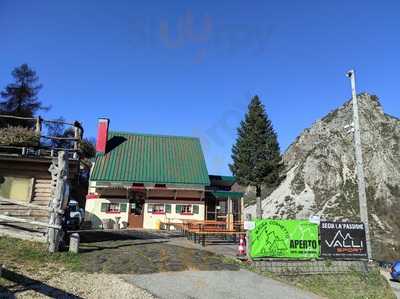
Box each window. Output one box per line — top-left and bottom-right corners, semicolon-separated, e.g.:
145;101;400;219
181;205;191;214
148;204;165;214
176;204;200;215
108;203;120;212
120;203;127;212
100;202;127;213
217;200;227;214
0;176;33;203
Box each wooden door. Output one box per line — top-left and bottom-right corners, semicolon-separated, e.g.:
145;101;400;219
128;200;144;228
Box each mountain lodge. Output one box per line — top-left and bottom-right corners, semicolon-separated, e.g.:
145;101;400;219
85;118;244;230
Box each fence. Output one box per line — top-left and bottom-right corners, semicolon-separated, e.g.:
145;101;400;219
0;114;83;159
252;259;370;275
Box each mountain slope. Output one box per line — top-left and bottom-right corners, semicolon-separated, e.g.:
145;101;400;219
246;93;400;260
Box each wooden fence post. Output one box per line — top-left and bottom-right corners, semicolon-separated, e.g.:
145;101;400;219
35;117;42;134
73;122;82;159
47;151;69;253
35;116;42;147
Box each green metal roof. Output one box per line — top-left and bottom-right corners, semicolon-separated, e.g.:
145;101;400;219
90;131;210;186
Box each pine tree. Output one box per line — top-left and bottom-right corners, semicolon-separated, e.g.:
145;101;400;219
230;95;281;218
0;64;47;127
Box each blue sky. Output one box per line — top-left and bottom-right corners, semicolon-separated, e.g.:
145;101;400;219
0;1;399;175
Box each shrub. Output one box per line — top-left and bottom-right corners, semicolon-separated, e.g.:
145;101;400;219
0;126;40;146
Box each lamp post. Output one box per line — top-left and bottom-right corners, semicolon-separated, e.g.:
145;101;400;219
346;69;372;261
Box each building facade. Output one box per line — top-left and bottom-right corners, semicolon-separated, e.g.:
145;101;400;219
85;118;243;230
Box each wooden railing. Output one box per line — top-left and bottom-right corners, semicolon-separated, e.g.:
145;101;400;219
0;197;64;215
0;114;83;159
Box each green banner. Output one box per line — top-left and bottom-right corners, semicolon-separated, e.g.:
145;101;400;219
250;220;320;259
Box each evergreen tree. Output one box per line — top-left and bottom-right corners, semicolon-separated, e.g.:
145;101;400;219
230;95;281;218
0;64;47;127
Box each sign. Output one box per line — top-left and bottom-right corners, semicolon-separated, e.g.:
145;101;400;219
250;220;319;259
320;221;367;259
244;221;255;230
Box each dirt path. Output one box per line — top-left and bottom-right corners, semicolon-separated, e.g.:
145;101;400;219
123;269;321;299
381;269;400;299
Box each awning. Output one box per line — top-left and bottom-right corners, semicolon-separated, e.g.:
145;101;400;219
206;191;244;200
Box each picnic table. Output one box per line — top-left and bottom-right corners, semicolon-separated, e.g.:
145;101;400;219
160;220;245;246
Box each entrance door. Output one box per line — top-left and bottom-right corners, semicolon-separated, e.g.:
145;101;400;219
128;200;144;228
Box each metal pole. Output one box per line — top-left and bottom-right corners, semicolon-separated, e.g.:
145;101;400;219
256;186;263;219
346;69;372;260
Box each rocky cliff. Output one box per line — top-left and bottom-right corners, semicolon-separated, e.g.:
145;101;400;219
246;93;400;260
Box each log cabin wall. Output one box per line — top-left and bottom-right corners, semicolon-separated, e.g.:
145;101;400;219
0;156;80;238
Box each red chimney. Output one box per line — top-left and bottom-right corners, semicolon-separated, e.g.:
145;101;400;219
96;118;109;154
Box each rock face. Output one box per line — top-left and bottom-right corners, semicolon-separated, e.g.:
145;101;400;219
246;93;400;260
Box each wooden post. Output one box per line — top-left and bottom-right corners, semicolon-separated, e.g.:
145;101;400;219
35;117;42;147
73;123;81;159
227;196;233;231
35;117;42;134
240;197;245;223
47;151;69;253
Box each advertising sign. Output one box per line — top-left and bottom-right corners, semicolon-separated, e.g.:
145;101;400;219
320;221;367;259
250;220;319;259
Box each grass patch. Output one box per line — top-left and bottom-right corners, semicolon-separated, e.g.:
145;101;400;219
284;269;395;299
0;236;81;272
242;262;395;299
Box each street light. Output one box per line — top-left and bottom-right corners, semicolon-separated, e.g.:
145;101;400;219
346;69;372;261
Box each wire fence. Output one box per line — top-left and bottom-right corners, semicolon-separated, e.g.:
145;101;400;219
251;259;370;275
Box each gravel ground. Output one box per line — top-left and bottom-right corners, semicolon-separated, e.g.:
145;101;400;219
0;268;154;299
77;231;239;274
